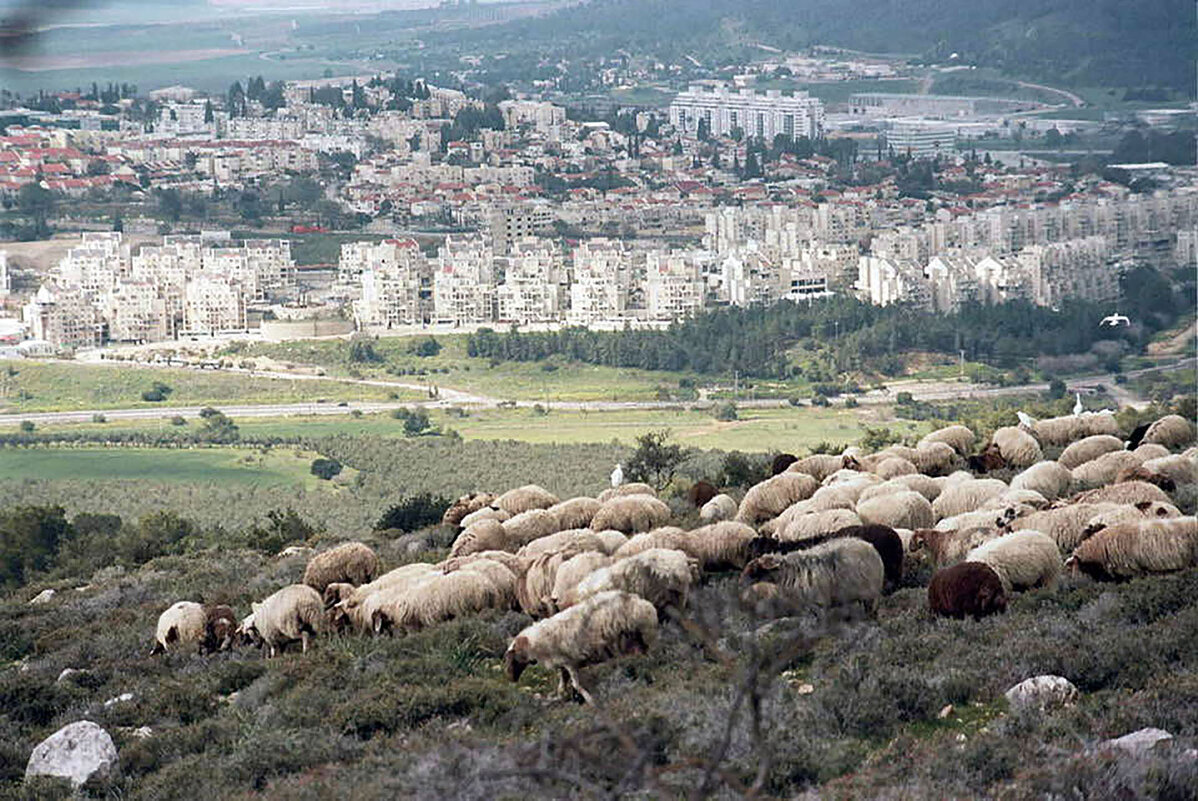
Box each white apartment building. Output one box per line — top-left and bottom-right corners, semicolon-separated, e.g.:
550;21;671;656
57;232;127;297
346;239;428;329
433;237;495;326
22;284;104;349
157;101;213;137
0;251;9;298
645;251;705;321
104;281;170;343
567;238;630;326
495;238;562;324
224;117;305;141
498;100;567;138
670;85;824;141
183;275;248;334
722;248;782;307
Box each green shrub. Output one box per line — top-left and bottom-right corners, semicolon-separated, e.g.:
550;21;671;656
310;457;343;480
712;401;738;421
375;494;451;533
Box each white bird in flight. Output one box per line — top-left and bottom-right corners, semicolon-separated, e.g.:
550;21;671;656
1100;313;1130;327
611;463;624;488
1073;393;1084;416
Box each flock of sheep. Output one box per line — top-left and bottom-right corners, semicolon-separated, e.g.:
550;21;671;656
152;410;1198;704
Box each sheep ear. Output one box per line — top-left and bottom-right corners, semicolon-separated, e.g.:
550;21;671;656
1134;500;1152;511
512;635;529;654
251;602;260;613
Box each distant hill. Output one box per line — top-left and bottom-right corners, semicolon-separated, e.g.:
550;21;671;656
435;0;1195;96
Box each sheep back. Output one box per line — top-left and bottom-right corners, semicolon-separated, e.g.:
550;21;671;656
928;562;1007;619
302;541;380;593
496;485;560;515
590;495;671;535
965;530;1061;592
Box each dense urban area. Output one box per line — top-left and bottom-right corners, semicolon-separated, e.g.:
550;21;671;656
0;0;1195;798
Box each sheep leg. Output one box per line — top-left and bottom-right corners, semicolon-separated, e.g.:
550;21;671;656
556;667;570;698
301;631;311;654
268;644;277;659
565;666;595;706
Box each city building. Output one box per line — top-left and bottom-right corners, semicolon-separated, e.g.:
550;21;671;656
670;85;824;141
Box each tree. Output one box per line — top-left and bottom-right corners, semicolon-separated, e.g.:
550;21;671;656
348;338;382;363
402;408;431;437
1047;378;1067;400
626;429;687;490
157;189;183;222
374;494;451;533
243;508;317;555
310;458;343;480
0;505;72;588
197;408;239;443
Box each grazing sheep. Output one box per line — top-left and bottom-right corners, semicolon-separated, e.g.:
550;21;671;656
789;453;855;482
741;538;885;619
328;563;441;632
1131;443;1172;462
874;456;919;480
747;524;903;588
985;489;1049;510
202;605;238;654
771;454;798;475
936;503;1031;533
1080;501;1183;540
737;472;819;525
1072;480;1171;508
591;495;671;535
503;508;563;548
372;560;518;633
1113;466;1177;494
687;480;719;508
777;508;863;544
810;479;877;510
857;490;935;531
699;493;738;523
441;550;526;577
1066;517;1198;580
302;542;380;594
1142;415;1197;449
151;601;207;655
910;527;1001;568
759;498;815;535
450;518;509;557
550;552;613;611
442;492;497;529
1031;416;1089;447
967;447;1007;474
516;551;574;618
1059;435;1126;470
1010;503;1121;552
928;562;1008;620
517;528;625;559
914;442;957;476
615;522;755;571
548;497;602;531
990;426;1043;468
597;483;657;503
919;425;976;457
1136;455;1197;488
496;485;560;516
965;530;1061;592
1071;451;1144;490
240;585;326;657
575;548;700;616
861;474;942;503
933;479;1010;520
460;505;511;529
504;590;659;705
1009;461;1072;501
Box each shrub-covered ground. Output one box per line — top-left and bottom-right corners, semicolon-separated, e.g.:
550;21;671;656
3;533;1197;799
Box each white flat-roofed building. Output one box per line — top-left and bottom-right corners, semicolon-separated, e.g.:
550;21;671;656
645;251;705;320
433;236;495;326
670;84;824;141
183;275;247;335
887;119;957;161
496;237;562;324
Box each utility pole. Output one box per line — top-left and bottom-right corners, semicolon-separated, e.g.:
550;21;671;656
959;349;966;379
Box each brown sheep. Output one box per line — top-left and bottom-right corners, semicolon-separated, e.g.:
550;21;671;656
302;542;380;594
688;480;719;508
442;492;498;529
927;562;1008;620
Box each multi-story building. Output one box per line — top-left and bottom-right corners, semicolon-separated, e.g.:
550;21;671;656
645;251;705;320
498;100;567;138
433;236;495;326
104;281;170;343
348;239;428;329
489;204;556;254
22;284;104;348
495;238;562;324
183;275;247;334
886;119;957;161
670;85;824;141
0;251;9;298
567;238;630;326
722;248;782;307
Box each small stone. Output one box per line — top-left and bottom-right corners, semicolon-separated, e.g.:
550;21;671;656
29;589;56;605
938;704;954;719
796;683;815;695
103;693;134;708
955;733;966;742
132;727;152;739
25;721;120;789
1102;728;1173;757
57;668;82;684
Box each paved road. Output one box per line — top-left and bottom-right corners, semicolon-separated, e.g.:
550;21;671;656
1;358;1190;427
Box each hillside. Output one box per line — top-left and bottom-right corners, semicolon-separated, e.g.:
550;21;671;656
433;0;1195;95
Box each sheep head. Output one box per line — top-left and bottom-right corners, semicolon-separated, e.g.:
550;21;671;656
974;581;1008;617
841;454;862;471
504;635;533;681
323;583;354;609
203;606;237;653
741;553;784;584
909;529;931;553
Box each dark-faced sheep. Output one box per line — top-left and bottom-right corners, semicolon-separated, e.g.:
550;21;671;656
687;480;719;508
152;601;205;655
927;562;1008;619
748;525;903;588
1066;517;1198;581
771;454;798;475
910;527;1000;568
1142;415;1197;450
302;542;380;594
504;590;659;705
442;492;497;529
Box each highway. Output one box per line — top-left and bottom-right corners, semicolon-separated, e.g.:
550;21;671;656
1;358;1190;428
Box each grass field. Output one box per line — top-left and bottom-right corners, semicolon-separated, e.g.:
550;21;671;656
0;360;420;413
236;335;720;403
0;446;343;489
16;403;924;452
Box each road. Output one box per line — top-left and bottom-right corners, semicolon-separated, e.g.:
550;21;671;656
1;359;1190;428
1014;80;1085;108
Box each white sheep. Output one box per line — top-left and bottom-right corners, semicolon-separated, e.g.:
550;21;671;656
450;518;509;557
737;472;819;525
1009;461;1072;501
590;495;671;534
909;527;1000;568
459;506;511;529
776;508;862;544
503;508;564;548
328;563;442;632
373;559;517;633
914;441;958;476
1058;435;1125;470
548;497;603;531
549;551;613;612
965;531;1061;592
516;528;626;559
699;493;738;523
1067;517;1198;580
302;541;380;594
788;454;853;482
918;425;976;457
504;590;659;705
1142;415;1197;449
990;426;1043;468
596;482;658;503
1073;480;1171;507
240;584;326;657
151;601;206;655
932;478;1009;520
856;490;935;531
575;548;700;616
1070;450;1143;490
496;485;560;516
